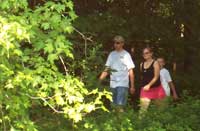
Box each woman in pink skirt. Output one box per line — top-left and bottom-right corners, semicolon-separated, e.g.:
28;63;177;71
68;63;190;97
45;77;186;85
139;47;166;112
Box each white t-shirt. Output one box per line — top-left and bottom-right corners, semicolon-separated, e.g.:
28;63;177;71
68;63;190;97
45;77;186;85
160;68;172;96
105;50;135;88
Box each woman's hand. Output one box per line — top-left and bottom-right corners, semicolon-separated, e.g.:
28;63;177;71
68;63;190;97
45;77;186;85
143;84;151;91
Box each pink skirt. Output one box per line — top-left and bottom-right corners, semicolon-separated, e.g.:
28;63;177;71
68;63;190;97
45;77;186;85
140;85;166;99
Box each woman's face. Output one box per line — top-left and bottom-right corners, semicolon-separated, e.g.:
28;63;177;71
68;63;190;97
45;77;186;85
143;48;153;60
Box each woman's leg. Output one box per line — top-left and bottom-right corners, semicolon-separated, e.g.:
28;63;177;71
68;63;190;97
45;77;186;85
153;86;169;109
140;98;151;111
139;98;151;118
153;97;169;109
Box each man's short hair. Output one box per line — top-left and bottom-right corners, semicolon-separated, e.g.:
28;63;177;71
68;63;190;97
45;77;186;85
113;35;125;43
157;56;165;61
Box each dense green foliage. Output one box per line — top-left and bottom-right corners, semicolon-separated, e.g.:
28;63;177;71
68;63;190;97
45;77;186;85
78;98;200;131
0;0;200;131
36;96;200;131
0;0;111;130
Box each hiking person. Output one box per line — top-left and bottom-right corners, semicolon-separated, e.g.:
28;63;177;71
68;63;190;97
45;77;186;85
139;47;166;112
99;35;135;112
157;57;178;100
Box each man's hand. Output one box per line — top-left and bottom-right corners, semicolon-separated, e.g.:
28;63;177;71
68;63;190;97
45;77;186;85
172;93;178;100
130;87;135;95
143;84;150;91
99;71;108;81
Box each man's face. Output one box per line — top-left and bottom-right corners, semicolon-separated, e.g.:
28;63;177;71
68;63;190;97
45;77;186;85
114;41;124;50
157;58;165;68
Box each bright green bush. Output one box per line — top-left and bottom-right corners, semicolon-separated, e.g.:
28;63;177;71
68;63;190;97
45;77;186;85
0;1;111;130
76;97;200;131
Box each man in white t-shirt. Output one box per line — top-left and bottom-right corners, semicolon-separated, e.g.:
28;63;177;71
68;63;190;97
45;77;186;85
157;57;178;100
99;35;135;111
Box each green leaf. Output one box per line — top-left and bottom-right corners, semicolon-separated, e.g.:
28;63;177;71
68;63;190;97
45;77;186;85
65;26;74;33
66;1;74;10
13;49;23;56
44;43;54;53
41;22;50;30
47;54;58;63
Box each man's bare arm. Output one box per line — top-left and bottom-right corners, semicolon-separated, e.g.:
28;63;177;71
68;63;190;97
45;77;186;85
129;69;135;94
